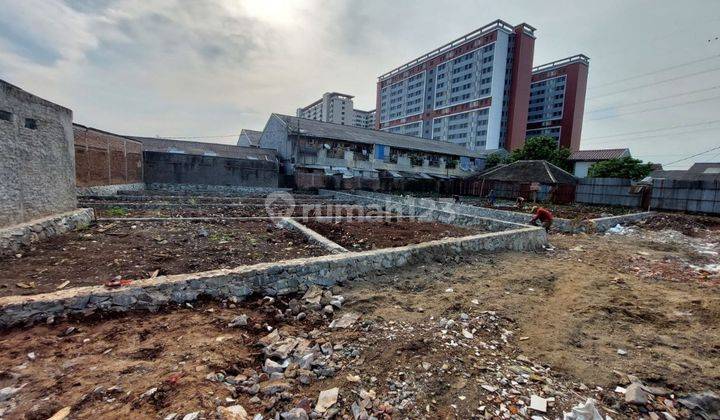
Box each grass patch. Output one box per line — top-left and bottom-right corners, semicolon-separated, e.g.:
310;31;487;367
107;206;129;217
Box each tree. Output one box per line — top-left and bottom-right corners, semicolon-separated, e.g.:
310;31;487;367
484;152;506;169
588;156;654;180
508;136;572;171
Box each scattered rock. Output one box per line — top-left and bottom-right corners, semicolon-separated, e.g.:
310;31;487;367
329;312;360;329
47;407;72;420
228;315;248;328
182;412;200;420
280;408;309;420
217;404;249;420
625;383;649;405
315;387;339;413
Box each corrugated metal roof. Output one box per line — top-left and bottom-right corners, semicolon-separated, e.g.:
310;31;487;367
688;162;720;174
469;160;577;184
131;136;277;161
272;114;487;158
568;148;630;161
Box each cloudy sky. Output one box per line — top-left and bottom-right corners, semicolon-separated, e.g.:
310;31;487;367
1;0;719;168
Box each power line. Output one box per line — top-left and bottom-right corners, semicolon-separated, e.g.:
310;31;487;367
586;94;720;121
587;66;720;100
663;145;720;166
586;85;720;114
582;119;720;141
591;54;720;89
584;125;720;146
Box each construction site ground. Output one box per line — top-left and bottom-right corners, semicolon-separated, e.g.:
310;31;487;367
1;213;718;419
0;219;328;297
93;205;391;219
472;201;637;220
301;220;488;251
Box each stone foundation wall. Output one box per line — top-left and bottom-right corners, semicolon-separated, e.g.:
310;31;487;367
333;190;652;233
77;182;145;197
0;225;546;328
145;183;290;196
0;208;95;257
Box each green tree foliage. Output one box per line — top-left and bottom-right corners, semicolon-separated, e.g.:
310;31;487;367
588;156;654;180
508;136;572;171
484;152;505;169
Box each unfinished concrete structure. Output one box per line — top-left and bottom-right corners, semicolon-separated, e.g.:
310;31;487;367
0;79;77;227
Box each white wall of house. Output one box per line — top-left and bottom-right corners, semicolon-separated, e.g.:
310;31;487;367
573;161;593;178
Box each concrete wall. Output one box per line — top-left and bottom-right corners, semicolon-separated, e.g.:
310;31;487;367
73;125;143;189
575;178;642;208
0;80;76;228
651;179;720;214
143;151;278;188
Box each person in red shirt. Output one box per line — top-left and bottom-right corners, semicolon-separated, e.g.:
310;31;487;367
530;206;554;232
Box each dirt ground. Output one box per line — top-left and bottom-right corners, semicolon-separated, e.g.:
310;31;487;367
93;205;392;219
302;220;487;251
473;201;636;220
0;215;718;419
0;220;327;297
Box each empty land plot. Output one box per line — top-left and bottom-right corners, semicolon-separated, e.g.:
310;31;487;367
94;205;392;219
301;219;489;251
0;220;328;297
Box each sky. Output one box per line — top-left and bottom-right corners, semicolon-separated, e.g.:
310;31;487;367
1;0;719;169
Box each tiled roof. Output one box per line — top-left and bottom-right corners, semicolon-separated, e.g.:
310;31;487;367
272;114;488;158
470;160;577;184
568;148;630;161
130;136;277;161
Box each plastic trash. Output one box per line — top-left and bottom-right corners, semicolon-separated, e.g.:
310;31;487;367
563;398;603;420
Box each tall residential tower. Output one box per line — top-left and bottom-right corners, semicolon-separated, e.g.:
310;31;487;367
375;20;536;152
375;20;588;152
526;55;589;151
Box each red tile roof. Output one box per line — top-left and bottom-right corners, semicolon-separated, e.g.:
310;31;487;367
568;148;630;161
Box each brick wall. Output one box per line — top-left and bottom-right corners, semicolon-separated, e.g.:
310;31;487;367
0;80;76;228
73;125;143;187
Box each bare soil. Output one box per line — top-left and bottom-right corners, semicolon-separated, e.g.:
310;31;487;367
476;202;637;220
0;220;328;297
301;220;487;251
0;222;718;419
93;205;392;219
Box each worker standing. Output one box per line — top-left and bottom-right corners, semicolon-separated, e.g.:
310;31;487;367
530;206;554;232
488;189;496;207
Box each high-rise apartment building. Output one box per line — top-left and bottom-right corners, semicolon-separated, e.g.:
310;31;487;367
526;55;589;151
375;20;588;152
375;20;536;152
296;92;376;128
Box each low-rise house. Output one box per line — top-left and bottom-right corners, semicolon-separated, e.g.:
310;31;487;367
464;160;577;203
258;114;488;189
237;129;262;147
568;148;630;178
